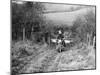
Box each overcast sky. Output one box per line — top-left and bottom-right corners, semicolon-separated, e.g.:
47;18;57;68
43;3;87;12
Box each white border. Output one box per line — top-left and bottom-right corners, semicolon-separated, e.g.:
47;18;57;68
0;0;100;75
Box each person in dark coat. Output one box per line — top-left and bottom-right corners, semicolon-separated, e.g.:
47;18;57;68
57;28;66;48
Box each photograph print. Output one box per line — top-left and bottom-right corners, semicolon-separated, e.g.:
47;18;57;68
11;0;96;75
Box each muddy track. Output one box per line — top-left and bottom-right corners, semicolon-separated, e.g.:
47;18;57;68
20;47;59;73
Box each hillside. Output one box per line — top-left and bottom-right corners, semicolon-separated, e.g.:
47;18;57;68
43;7;95;27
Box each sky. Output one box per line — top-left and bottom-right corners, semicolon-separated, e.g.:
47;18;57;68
43;3;86;12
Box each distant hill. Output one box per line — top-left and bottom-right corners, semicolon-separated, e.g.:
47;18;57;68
43;7;95;27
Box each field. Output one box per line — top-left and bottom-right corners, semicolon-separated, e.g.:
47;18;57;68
11;39;96;74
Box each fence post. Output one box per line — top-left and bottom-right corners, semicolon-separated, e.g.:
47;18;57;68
23;27;25;42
